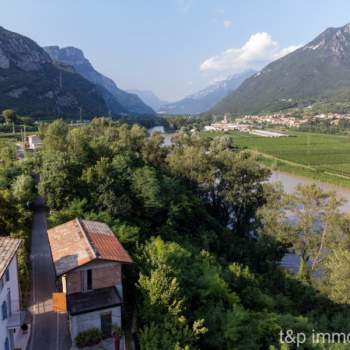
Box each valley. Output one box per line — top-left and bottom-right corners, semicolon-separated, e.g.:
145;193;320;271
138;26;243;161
4;5;350;349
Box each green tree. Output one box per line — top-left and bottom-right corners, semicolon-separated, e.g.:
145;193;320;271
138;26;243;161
11;174;35;206
324;248;350;304
39;151;80;209
131;166;163;210
138;266;207;350
287;184;345;279
2;109;17;125
42;119;69;153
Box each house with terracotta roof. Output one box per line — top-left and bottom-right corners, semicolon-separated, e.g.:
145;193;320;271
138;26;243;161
0;237;24;350
47;218;133;342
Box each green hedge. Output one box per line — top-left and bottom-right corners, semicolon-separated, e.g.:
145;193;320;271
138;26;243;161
75;328;103;348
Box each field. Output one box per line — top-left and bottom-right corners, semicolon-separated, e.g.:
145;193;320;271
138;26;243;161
204;131;350;187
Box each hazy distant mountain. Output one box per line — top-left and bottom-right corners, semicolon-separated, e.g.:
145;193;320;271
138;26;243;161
211;23;350;115
158;70;256;115
44;46;155;116
128;89;168;111
0;26;109;118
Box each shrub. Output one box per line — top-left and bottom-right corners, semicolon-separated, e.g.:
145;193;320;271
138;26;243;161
75;328;102;348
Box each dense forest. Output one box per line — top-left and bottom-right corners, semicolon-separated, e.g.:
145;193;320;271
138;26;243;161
2;118;350;348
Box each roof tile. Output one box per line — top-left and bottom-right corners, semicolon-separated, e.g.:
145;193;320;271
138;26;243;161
0;237;22;278
47;218;133;276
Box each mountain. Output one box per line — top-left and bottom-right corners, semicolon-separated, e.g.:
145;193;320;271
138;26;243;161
0;26;110;118
127;89;167;111
211;23;350;115
44;46;155;116
158;70;256;115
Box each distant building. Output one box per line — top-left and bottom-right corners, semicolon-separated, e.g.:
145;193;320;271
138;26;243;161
47;219;133;344
26;135;42;150
249;130;287;137
204;114;251;132
0;237;24;350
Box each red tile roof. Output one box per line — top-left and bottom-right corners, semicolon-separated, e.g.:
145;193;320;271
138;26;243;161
88;233;132;263
0;237;22;278
47;218;133;276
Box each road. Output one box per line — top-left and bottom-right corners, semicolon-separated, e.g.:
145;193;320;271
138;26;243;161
29;197;71;350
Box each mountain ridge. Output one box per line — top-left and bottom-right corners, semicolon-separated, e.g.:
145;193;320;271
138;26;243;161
44;46;155;116
0;26;109;119
127;89;168;111
159;70;256;115
211;23;350;115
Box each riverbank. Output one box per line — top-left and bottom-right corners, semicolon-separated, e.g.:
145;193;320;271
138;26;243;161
270;171;350;212
149;126;350;204
259;153;350;189
202;130;350;189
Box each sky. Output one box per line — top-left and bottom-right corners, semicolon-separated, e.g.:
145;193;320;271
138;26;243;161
2;0;350;101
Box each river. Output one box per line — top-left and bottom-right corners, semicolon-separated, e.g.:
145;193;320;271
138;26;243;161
270;171;350;271
148;126;350;271
270;171;350;212
149;126;350;209
148;126;173;147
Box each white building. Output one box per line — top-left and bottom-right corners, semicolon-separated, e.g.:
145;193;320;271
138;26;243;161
27;135;42;150
0;237;23;350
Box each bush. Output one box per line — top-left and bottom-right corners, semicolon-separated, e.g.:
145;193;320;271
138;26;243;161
75;328;102;348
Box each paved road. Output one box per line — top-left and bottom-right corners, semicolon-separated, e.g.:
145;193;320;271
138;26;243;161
29;197;71;350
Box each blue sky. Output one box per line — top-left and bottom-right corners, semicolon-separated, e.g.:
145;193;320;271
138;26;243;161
1;0;350;101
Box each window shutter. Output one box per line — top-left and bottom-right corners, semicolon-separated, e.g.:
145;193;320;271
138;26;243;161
5;269;9;282
2;301;7;320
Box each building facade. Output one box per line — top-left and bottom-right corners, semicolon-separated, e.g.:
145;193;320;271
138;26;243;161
26;135;42;150
0;237;23;350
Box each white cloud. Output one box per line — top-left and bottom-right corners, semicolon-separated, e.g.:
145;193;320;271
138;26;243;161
223;20;232;29
178;0;193;13
200;32;301;75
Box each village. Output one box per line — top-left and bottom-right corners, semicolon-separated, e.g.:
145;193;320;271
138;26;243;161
204;112;350;135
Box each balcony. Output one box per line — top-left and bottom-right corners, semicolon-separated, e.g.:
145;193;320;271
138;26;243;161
7;310;31;350
67;286;122;316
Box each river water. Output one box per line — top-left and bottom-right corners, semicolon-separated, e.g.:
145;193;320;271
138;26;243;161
270;171;350;212
148;126;173;147
148;126;350;271
270;172;350;271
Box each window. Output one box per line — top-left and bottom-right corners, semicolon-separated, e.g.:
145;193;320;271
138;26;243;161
5;269;9;282
2;301;7;320
87;269;92;291
0;277;3;292
81;269;93;292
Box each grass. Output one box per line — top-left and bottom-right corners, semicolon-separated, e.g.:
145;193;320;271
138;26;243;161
203;130;350;188
0;132;23;141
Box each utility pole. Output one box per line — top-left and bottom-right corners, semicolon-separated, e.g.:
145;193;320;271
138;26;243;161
12;121;15;135
79;107;83;123
307;134;310;167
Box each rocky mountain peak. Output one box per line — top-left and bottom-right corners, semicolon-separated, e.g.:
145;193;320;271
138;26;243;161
0;26;51;71
44;45;155;115
44;46;92;68
305;23;350;56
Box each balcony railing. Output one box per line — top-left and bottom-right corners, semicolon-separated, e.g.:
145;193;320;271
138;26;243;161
6;310;26;329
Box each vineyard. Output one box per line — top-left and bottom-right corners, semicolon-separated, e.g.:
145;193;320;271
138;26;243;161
204;131;350;186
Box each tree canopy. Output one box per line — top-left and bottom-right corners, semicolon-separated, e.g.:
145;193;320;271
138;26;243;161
26;118;350;349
